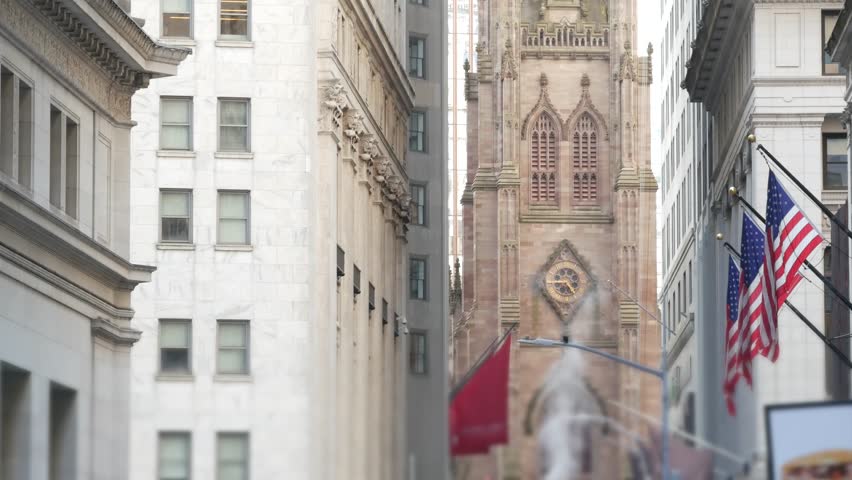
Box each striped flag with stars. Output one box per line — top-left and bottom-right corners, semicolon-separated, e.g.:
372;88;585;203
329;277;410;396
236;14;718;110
738;212;773;381
724;254;743;415
765;170;824;316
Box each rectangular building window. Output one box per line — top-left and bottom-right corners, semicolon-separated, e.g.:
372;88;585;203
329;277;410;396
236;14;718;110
337;246;345;280
410;257;426;300
217;191;250;244
160;320;191;374
49;383;76;480
409;111;425;152
218;99;250;152
410;183;426;226
160;190;192;243
0;67;33;188
824;133;848;190
162;0;192;38
409;331;427;374
409;36;425;78
161;97;193;150
409;0;425;4
353;265;361;296
49;105;79;219
217;321;249;375
219;0;249;40
217;433;249;480
368;283;376;311
159;432;190;480
382;299;388;325
823;11;846;76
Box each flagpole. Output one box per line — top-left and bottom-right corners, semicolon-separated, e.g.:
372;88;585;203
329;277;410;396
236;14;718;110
753;139;852;241
729;188;852;313
721;239;852;369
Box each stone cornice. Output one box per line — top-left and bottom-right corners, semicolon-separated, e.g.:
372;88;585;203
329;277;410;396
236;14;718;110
338;0;414;111
91;317;141;346
684;0;751;103
318;78;411;223
0;242;136;321
828;0;852;62
0;181;154;290
29;0;189;86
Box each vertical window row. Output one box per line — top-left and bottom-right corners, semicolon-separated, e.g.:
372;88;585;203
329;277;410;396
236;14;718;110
159;97;252;154
409;257;427;300
410;182;427;226
530;113;558;205
49;105;79;219
409;331;427;375
158;320;251;377
409;110;425;152
0;66;33;188
158;432;249;480
160;1;252;41
408;35;425;78
572;113;598;203
159;190;251;245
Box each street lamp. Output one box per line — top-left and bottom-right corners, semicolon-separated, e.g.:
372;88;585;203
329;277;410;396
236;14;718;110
518;337;670;480
519;279;673;480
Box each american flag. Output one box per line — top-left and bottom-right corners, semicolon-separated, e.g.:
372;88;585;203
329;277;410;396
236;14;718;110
724;254;743;415
765;170;823;314
738;212;772;378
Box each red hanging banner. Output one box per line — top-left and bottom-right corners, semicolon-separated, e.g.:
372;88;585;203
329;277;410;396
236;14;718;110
449;334;512;456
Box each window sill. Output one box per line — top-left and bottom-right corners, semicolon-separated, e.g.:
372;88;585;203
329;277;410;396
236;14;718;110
159;38;196;47
215;244;253;252
215;40;254;48
157;243;196;251
157;150;196;158
214;151;254;159
214;374;252;383
156;373;194;382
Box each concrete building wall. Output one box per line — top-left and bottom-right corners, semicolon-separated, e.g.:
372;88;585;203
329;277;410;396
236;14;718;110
130;0;415;478
406;0;451;479
128;0;317;476
0;0;185;479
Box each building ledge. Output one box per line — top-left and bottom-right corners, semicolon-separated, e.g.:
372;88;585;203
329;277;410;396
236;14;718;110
157;150;196;158
215;40;254;49
214;244;253;252
156;373;194;382
214;151;255;160
157;243;196;251
214;374;253;383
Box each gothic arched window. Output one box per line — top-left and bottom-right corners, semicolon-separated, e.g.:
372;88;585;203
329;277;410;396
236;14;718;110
530;113;558;205
572;113;599;203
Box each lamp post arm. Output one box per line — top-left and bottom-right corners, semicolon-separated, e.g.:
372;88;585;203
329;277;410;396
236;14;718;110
518;338;664;379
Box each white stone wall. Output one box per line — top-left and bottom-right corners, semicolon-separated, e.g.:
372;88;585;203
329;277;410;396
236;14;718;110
128;0;315;478
692;3;847;476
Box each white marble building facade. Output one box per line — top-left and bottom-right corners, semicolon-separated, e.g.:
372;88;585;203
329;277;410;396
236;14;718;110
0;0;186;479
685;1;848;477
129;0;415;479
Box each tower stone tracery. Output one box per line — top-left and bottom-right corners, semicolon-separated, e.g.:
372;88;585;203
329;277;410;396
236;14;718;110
454;0;659;477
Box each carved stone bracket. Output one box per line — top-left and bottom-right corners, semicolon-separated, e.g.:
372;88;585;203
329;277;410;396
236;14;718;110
320;80;350;132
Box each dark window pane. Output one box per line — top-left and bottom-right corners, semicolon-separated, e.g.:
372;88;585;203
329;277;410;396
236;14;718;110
161;349;189;373
825;136;848;189
162;218;190;242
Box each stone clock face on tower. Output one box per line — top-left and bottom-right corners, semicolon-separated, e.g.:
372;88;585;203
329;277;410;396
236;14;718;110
544;260;588;305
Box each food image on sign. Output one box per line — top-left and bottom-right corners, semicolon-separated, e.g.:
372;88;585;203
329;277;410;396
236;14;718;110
782;450;852;480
